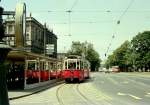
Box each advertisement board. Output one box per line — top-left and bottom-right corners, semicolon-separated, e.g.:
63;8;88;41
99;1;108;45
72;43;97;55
46;44;54;55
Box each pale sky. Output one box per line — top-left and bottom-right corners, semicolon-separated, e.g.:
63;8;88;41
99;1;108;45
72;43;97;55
1;0;150;60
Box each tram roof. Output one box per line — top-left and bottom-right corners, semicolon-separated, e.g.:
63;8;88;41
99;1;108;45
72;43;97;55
66;55;82;59
7;49;58;61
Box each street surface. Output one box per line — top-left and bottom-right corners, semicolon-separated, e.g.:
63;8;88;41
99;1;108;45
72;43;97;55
10;72;150;105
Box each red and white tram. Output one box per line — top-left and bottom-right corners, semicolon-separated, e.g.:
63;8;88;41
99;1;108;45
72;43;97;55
62;55;90;82
6;50;63;89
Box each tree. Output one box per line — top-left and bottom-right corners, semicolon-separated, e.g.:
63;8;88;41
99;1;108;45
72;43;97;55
131;31;150;71
125;49;140;71
105;31;150;72
105;40;130;71
67;41;101;71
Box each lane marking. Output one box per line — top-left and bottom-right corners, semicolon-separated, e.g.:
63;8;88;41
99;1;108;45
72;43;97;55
117;92;142;100
128;94;142;100
117;92;126;96
147;93;150;95
145;93;150;97
122;81;129;84
145;95;150;97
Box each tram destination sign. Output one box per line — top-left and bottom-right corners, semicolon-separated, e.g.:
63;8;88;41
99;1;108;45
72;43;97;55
46;44;54;55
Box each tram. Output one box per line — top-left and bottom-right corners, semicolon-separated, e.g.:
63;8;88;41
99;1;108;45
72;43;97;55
62;55;90;83
6;50;63;89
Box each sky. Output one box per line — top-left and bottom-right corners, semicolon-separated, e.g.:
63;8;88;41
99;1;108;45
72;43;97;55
1;0;150;61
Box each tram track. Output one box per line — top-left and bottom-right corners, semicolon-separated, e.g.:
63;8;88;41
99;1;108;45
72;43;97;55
56;83;66;105
56;83;104;105
75;84;97;105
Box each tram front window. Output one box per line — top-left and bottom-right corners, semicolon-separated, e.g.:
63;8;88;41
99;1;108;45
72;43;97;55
68;62;76;70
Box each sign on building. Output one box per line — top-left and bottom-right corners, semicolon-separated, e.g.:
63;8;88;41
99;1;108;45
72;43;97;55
46;44;54;55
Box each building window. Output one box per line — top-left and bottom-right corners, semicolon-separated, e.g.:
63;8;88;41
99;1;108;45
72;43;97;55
26;33;30;40
26;25;29;32
8;25;14;34
10;37;14;41
10;40;15;46
5;26;7;34
35;28;37;40
26;40;31;46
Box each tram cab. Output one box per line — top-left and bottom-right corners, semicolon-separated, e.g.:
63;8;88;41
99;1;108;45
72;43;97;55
62;55;90;82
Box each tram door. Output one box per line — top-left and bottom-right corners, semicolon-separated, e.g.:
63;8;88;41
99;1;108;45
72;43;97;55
25;60;39;84
40;60;49;81
57;62;63;78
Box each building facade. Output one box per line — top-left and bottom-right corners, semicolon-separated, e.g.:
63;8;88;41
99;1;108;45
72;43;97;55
45;28;57;58
4;16;57;58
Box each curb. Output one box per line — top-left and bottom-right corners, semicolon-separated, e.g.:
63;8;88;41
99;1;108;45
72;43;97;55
9;80;64;100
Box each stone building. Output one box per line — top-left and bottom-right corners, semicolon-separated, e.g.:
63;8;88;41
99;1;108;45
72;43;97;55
4;16;57;58
45;28;57;58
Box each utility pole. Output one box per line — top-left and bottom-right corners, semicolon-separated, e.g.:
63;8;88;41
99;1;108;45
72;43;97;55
44;23;46;56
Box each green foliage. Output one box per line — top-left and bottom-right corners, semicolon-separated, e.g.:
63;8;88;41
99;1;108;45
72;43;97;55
105;31;150;71
131;31;150;70
105;40;130;71
131;31;150;54
67;41;101;71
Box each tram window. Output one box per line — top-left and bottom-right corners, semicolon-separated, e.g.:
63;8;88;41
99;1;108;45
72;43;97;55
58;64;62;70
57;64;60;70
59;64;61;70
68;62;76;69
53;64;57;71
28;63;35;70
45;63;49;70
40;62;44;70
50;63;53;70
48;62;51;70
77;61;80;69
64;61;67;69
80;61;83;69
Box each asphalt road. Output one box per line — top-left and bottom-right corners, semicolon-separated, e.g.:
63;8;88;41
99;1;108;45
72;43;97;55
10;72;150;105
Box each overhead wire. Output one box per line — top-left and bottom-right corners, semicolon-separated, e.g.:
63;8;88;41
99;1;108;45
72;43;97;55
118;0;135;23
70;0;79;11
29;10;150;13
66;0;79;36
47;20;115;25
105;0;135;58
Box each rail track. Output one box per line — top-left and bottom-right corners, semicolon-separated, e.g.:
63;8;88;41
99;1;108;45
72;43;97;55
75;84;97;105
56;83;66;105
56;83;97;105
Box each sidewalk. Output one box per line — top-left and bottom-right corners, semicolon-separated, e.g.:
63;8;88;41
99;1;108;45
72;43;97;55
8;80;64;100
